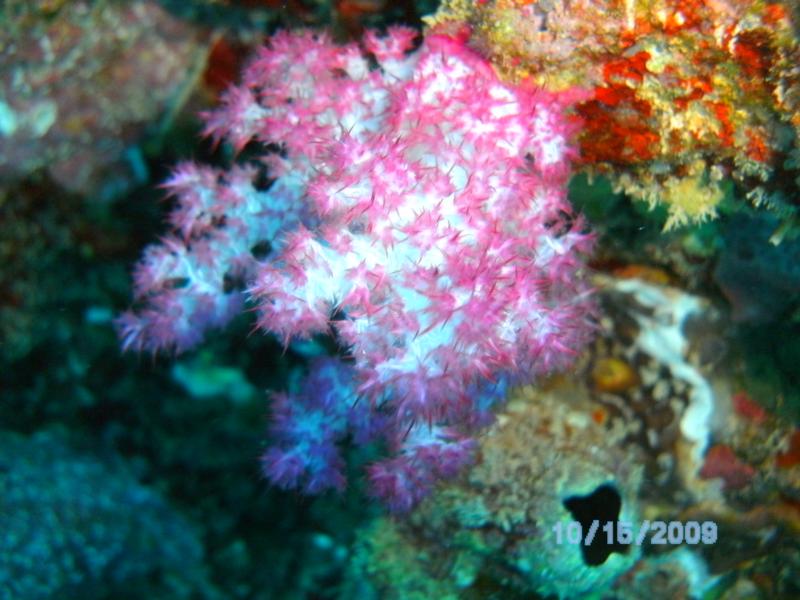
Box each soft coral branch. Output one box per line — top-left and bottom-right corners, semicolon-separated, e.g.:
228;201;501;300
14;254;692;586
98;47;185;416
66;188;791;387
120;26;594;512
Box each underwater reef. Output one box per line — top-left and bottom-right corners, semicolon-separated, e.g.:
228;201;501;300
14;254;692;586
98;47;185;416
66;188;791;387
1;0;799;598
429;0;800;232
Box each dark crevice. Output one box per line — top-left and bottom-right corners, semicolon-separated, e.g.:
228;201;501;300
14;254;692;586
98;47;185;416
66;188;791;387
563;483;629;566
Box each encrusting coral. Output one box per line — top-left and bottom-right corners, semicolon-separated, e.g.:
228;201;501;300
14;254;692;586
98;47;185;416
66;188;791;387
428;0;800;230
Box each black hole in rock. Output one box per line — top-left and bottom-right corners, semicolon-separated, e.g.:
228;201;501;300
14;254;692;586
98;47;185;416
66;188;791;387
563;483;629;566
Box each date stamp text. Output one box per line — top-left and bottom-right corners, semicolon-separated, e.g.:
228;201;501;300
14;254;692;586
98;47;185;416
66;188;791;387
552;520;717;546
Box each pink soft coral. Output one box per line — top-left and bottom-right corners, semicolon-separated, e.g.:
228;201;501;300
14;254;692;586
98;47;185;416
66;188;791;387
217;27;595;418
120;26;595;511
